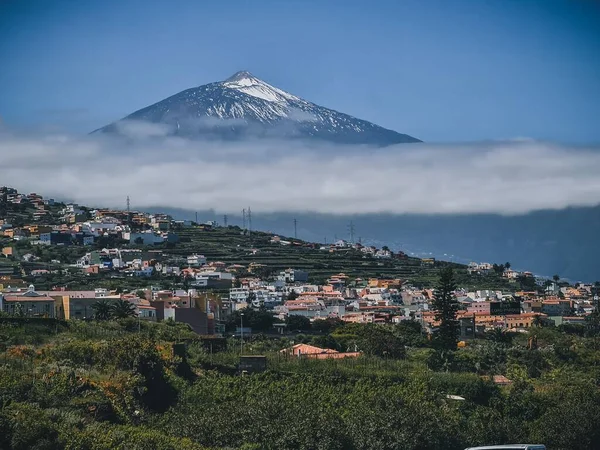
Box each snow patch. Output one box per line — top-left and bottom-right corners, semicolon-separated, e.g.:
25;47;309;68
223;73;300;103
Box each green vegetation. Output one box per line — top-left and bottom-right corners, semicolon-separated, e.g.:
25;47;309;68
432;267;459;351
2;315;600;449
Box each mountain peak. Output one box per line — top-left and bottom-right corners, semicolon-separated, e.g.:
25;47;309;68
221;71;299;103
225;70;256;83
94;73;421;145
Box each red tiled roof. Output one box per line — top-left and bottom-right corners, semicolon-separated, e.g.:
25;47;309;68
280;344;338;355
280;344;361;360
3;294;55;302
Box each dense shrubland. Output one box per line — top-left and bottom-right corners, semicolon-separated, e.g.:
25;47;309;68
1;317;600;449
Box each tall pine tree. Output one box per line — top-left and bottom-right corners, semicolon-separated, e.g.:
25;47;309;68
432;267;459;350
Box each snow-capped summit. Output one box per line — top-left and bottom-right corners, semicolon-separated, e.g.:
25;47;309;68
94;71;420;145
222;71;300;103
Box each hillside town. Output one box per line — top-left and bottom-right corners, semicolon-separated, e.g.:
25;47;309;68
2;186;598;340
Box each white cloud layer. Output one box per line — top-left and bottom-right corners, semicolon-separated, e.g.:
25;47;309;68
1;126;599;215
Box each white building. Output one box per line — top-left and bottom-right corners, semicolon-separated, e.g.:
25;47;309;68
187;254;207;267
277;268;309;283
124;231;164;245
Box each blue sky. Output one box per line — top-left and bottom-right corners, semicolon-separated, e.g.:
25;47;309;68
0;0;599;142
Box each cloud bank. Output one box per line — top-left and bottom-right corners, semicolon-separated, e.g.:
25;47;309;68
1;124;599;215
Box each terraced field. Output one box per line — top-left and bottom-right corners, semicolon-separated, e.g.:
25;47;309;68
166;226;511;289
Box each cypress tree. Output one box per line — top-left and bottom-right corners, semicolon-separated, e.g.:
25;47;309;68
432;267;459;350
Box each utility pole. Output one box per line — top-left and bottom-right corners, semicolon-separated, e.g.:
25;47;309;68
126;196;131;225
240;312;244;356
223;214;228;227
348;221;355;243
293;218;297;239
242;209;246;230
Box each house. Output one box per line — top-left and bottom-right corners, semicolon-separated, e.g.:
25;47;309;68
187;254;207;267
125;231;164;245
150;220;170;231
153;305;209;334
504;313;546;329
229;287;250;303
133;267;154;277
159;265;181;276
1;285;56;318
73;233;95;246
56;295;105;319
40;231;73;245
278;268;309;283
374;249;392;259
192;271;233;289
368;278;403;289
280;344;360;360
541;299;573;316
30;269;50;277
136;304;157;321
36;290;102;320
26;225;53;237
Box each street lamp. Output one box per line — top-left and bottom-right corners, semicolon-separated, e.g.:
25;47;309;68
240;312;244;355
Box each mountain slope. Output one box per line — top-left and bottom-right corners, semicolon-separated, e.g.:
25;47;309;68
94;71;421;145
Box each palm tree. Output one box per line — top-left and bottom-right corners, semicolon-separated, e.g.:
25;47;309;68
111;299;137;319
553;274;560;283
532;314;544;328
92;299;112;321
13;302;25;318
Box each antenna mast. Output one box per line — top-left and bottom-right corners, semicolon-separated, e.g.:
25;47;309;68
293;218;297;239
247;207;252;232
348;221;355;243
223;214;228;227
242;209;246;230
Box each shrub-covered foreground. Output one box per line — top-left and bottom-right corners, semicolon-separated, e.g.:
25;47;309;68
1;318;600;449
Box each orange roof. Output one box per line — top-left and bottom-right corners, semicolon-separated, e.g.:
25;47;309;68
3;294;55;302
358;305;401;310
483;375;513;385
308;352;361;360
280;344;360;360
281;344;338;355
285;298;320;305
507;312;546;318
